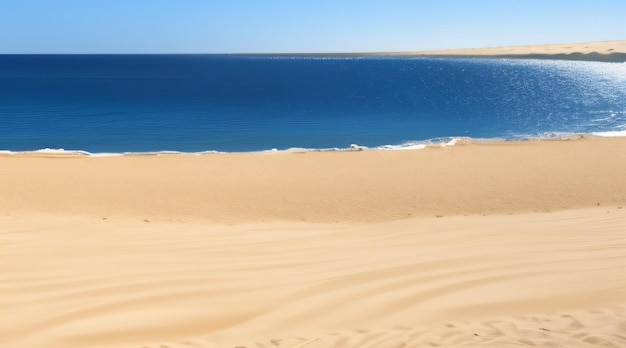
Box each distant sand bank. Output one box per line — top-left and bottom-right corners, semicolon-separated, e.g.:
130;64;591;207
400;40;626;62
1;136;626;347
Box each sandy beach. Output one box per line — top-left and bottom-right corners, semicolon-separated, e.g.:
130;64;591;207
2;39;626;348
2;134;626;348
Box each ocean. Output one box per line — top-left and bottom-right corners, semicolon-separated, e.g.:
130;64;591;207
1;55;625;154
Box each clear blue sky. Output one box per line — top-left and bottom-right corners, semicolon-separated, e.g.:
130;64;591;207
1;0;624;53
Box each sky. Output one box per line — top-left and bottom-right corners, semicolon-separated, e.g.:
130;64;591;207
0;0;625;53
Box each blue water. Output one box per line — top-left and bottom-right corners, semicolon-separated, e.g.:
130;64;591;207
1;55;625;153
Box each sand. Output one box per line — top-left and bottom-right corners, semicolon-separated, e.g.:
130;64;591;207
402;40;626;62
1;135;626;348
2;136;625;223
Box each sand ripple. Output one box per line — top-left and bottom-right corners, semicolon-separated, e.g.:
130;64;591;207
1;207;625;347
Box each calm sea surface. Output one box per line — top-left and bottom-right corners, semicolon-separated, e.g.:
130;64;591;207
1;55;625;153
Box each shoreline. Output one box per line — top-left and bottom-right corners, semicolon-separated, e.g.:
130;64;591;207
2;131;625;157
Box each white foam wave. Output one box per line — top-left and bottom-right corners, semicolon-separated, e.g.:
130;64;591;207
0;148;220;157
13;148;93;156
512;132;579;140
591;130;626;137
0;138;476;156
375;137;461;150
277;144;369;153
377;143;427;150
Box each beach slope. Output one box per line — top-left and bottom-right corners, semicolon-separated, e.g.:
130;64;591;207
1;136;626;347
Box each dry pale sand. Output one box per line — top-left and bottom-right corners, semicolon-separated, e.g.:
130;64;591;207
1;136;626;348
402;40;626;62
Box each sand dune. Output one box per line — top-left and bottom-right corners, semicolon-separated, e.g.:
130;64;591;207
1;136;626;347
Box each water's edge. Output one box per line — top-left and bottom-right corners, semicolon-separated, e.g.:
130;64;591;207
2;131;623;157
